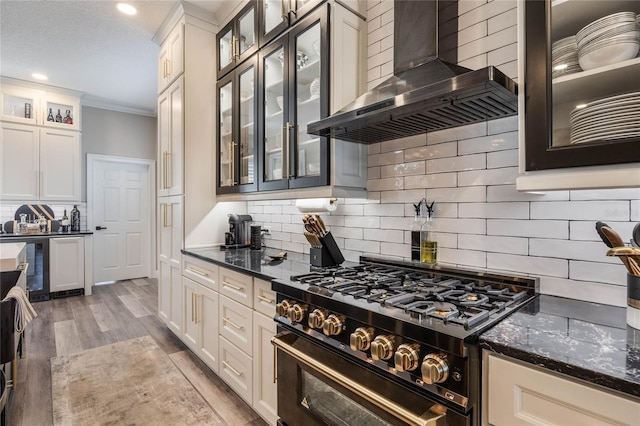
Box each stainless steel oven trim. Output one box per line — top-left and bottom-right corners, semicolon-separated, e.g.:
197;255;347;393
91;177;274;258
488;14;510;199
272;334;447;426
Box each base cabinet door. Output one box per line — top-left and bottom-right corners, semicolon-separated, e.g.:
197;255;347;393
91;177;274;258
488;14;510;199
219;336;253;403
252;311;277;425
485;352;640;425
159;259;182;335
198;284;219;374
182;276;199;350
158;260;171;324
50;237;84;292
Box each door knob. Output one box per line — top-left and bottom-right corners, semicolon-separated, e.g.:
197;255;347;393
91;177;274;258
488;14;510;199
95;226;108;230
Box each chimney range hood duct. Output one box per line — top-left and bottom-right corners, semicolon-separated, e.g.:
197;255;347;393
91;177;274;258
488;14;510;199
307;0;518;144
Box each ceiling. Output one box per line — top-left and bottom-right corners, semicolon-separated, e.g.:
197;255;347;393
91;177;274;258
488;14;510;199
0;1;236;117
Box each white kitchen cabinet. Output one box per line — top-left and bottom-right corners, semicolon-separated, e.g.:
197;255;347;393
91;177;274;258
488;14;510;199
220;294;253;355
252;310;277;425
158;196;183;334
157;77;183;197
181;256;220;373
483;351;640;426
220;335;253;403
219;266;253;307
158;23;184;94
0;123;80;202
49;237;84;292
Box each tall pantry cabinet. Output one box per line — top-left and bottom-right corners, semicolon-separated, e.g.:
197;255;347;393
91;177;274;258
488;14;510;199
155;4;217;336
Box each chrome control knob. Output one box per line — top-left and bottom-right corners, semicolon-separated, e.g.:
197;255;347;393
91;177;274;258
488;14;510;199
421;353;449;384
394;343;421;372
308;309;327;329
275;300;292;317
286;304;307;324
322;314;344;336
349;327;374;351
370;335;394;361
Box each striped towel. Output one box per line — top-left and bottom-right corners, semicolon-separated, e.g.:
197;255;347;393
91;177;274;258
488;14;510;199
2;286;37;332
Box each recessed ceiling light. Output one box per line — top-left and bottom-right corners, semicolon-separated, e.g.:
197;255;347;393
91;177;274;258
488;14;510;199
575;104;587;109
553;64;568;71
32;73;48;80
117;3;137;15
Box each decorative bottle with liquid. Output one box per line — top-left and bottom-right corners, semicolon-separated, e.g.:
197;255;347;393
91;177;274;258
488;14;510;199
61;209;70;232
55;109;63;122
47;108;54;121
420;201;437;265
70;205;80;232
410;200;424;261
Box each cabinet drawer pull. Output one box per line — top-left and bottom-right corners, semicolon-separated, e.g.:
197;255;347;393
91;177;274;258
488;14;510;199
222;281;242;291
195;294;200;324
191;293;195;323
222;360;243;377
223;317;243;330
186;266;208;277
257;295;275;304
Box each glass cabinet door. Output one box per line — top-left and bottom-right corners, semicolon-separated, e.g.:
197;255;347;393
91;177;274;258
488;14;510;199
218;78;234;189
292;0;324;24
237;1;259;63
524;0;640;171
217;25;234;78
259;0;290;47
259;41;288;191
238;59;257;190
288;7;328;188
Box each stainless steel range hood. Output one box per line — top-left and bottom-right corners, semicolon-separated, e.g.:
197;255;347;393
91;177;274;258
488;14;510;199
307;0;518;144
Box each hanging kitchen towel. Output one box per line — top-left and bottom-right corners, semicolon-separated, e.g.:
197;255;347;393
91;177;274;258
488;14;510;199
2;286;37;332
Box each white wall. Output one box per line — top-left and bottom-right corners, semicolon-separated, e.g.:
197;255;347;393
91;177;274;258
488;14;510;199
81;106;156;201
251;0;640;308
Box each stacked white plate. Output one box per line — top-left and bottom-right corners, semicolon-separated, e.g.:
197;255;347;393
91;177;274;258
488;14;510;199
569;91;640;144
552;36;582;78
576;12;640;70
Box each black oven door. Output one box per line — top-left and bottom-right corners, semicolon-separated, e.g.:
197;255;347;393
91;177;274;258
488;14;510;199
273;331;470;426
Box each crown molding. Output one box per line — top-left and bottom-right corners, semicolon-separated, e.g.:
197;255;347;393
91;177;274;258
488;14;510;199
81;95;156;117
1;76;84;97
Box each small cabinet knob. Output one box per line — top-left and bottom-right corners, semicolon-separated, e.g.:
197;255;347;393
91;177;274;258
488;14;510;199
275;299;292;317
370;335;394;361
421;353;449;384
308;309;327;329
286;304;307;324
322;314;344;336
349;327;374;351
394;343;421;372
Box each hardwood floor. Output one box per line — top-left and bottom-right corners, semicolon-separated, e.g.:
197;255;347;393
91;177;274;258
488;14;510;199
7;279;269;426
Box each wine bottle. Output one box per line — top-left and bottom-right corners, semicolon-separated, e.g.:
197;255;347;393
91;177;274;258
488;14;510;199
47;108;54;121
61;209;70;232
55;108;63;123
64;110;73;125
70;205;80;232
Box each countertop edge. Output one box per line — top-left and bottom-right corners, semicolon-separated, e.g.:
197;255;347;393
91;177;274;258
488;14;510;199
479;340;640;399
0;231;93;239
181;248;278;282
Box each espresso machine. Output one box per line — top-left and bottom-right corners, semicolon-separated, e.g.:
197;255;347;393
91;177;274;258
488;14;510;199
224;214;253;249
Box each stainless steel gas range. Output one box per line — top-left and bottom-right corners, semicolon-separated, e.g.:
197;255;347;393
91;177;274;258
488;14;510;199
271;256;539;426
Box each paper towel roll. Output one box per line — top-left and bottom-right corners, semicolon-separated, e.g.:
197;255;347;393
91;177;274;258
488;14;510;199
295;198;337;213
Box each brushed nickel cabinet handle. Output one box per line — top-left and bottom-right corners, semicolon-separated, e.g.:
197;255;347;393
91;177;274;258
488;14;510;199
223;316;243;330
222;360;243;377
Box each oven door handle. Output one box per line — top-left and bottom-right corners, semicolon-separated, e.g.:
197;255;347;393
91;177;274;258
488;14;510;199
272;334;447;426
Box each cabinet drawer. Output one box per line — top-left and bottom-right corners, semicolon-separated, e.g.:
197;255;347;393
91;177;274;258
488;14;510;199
253;278;276;317
219;336;253;404
219;295;253;355
219;267;253;307
182;255;218;291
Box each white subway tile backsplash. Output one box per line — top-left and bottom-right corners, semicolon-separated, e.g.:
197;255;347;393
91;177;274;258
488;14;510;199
487;8;517;35
380;34;393;51
367;67;382;82
378;150;404;165
380;61;394;79
332;226;364;240
487;42;517;66
367;177;404;191
364;203;405;217
427;186;486;203
435;232;458;248
380;189;427;203
367;166;381;179
380;161;426;178
368;0;393;20
380;134;426;152
569;261;628;286
458;25;517;62
367;15;381;34
432;218;486;234
426;154;486;174
569;188;640;201
487;219;569;239
458;0;488;16
540;277;625;307
368;47;393;68
496;60;517;79
405;173;457;189
531;201;630;221
459;21;487;46
367;40;381;58
346;238;381;253
380;242;410;258
458;131;518;155
368;142;381;155
529;239;617;264
433;203;458;218
426;122;487;145
334;204;364;216
344;215;381;229
281;241;304;253
488;253;568;278
440;248;487;268
487;149;518;168
632;200;640;221
380;216;412;230
263;205;282;214
459;0;516;30
381;9;393;26
487;185;569;202
487;115;518;134
404;141;457;161
459;202;529;219
368;21;393;44
364;228;404;243
459;54;488;70
458;234;528;255
458;166;518;186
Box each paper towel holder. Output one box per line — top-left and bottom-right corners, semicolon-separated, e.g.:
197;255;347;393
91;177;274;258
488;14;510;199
295;198;338;213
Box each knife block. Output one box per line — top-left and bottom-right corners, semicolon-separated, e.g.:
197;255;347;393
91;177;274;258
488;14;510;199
310;246;335;267
309;231;344;267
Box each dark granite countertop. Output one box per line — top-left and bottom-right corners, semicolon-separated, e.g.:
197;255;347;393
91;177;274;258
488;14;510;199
0;230;93;240
480;295;640;399
181;246;352;282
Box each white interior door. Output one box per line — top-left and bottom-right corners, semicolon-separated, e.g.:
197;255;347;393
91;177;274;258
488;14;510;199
91;157;151;283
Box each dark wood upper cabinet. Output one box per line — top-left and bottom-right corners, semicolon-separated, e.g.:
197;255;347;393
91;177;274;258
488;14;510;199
523;0;640;172
217;1;259;80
